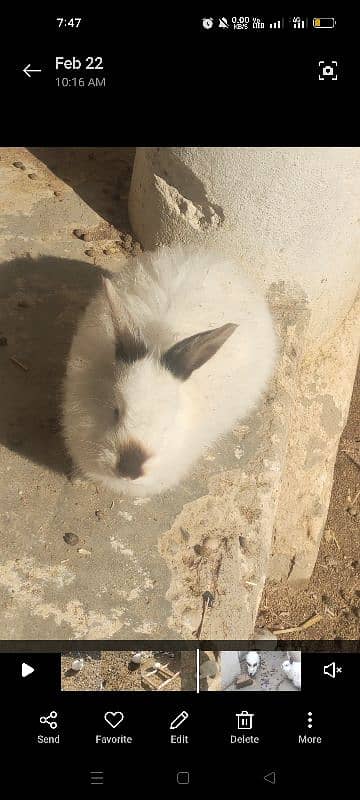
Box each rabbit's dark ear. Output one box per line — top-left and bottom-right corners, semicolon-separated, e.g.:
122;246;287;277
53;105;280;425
161;323;238;380
102;277;147;364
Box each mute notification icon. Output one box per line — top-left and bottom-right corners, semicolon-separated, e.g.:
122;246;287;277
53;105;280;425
323;661;342;678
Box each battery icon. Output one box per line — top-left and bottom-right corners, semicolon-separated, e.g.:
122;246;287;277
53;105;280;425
313;17;336;28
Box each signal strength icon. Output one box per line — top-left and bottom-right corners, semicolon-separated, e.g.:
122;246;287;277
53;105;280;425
292;17;307;29
269;19;283;29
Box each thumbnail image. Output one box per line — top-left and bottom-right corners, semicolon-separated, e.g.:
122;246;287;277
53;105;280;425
61;650;196;691
220;650;302;691
199;651;222;691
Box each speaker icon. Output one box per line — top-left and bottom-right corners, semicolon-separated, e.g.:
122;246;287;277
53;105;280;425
324;662;335;678
323;661;342;678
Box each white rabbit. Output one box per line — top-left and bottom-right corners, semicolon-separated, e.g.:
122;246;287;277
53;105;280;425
130;651;147;664
287;650;301;663
246;651;260;676
282;659;301;689
62;245;278;497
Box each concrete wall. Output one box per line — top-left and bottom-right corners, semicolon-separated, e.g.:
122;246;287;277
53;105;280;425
129;147;360;349
129;147;360;590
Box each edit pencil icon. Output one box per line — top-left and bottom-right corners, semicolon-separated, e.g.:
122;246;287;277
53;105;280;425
169;711;189;730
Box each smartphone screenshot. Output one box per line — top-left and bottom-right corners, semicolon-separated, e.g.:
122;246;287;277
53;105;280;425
1;9;359;790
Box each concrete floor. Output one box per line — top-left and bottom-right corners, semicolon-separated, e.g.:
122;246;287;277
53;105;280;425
1;148;275;640
0;148;185;638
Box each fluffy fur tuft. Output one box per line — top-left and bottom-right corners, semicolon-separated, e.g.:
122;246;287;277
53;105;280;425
282;659;301;689
62;245;278;496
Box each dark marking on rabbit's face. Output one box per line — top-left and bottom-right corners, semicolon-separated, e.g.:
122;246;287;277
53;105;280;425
102;276;148;365
115;333;148;364
161;322;238;380
116;441;150;480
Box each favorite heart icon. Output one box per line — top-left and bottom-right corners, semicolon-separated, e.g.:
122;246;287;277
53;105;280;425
104;711;124;729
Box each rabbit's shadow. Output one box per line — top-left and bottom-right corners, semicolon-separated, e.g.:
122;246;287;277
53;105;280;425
0;256;103;475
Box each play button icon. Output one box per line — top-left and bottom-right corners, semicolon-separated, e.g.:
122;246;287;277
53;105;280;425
21;662;34;678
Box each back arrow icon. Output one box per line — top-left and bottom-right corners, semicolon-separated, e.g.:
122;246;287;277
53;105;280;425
264;771;276;784
23;64;42;78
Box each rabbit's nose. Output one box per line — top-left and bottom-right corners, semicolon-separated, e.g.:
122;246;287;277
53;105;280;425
117;442;149;480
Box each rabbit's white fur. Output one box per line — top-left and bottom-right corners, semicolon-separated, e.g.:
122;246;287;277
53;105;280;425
62;246;278;497
246;651;260;676
282;659;301;689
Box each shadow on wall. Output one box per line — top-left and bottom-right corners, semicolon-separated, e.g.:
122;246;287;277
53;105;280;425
0;256;104;475
27;147;135;230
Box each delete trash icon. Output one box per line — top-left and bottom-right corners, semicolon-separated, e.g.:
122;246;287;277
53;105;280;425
236;711;255;730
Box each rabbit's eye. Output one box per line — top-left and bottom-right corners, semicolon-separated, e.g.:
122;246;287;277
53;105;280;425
112;398;125;425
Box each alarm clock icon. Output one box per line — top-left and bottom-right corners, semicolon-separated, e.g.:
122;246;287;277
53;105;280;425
202;18;213;30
